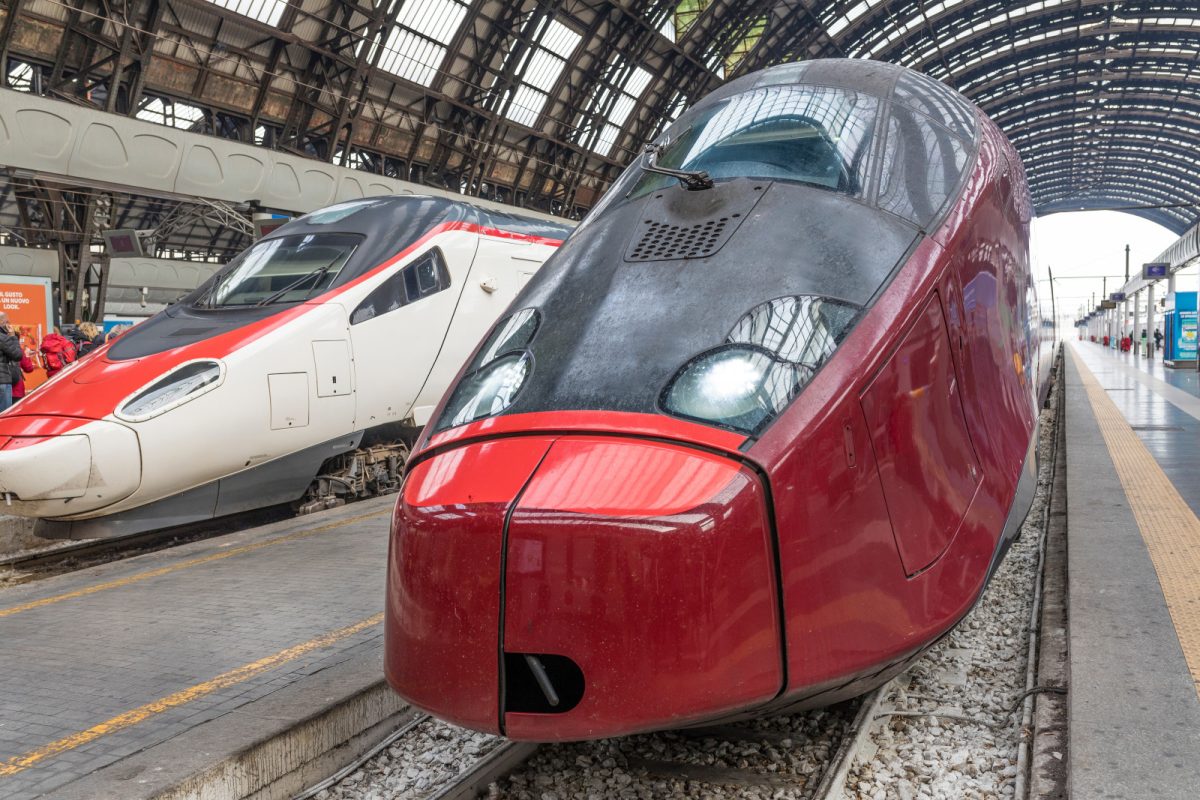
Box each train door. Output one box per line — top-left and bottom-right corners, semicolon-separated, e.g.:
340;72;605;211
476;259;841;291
861;292;983;575
408;236;552;426
348;233;479;429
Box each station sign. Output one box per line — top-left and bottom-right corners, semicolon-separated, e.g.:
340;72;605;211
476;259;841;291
1143;262;1170;280
102;229;151;257
1100;300;1117;310
253;213;292;239
1110;292;1127;302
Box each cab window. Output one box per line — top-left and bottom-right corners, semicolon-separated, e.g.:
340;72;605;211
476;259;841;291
350;249;451;325
630;85;879;199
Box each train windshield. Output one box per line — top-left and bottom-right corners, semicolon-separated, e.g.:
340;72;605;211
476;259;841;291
195;233;363;307
630;85;877;199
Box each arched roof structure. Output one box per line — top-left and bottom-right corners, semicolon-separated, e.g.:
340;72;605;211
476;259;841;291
2;0;1199;236
736;0;1200;233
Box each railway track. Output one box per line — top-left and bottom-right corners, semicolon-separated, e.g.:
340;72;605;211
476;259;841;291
293;714;537;800
308;691;880;800
606;693;883;799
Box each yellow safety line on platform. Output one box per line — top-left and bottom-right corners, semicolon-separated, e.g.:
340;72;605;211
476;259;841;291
0;509;389;619
0;612;384;777
1074;348;1200;697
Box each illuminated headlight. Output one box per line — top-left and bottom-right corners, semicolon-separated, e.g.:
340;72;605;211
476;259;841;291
116;360;224;422
663;347;796;434
660;295;860;434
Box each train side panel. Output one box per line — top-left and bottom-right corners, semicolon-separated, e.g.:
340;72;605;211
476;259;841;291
349;232;480;429
752;117;1037;705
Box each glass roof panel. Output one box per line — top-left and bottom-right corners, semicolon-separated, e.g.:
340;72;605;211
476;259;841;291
375;0;472;87
498;17;581;128
203;0;287;26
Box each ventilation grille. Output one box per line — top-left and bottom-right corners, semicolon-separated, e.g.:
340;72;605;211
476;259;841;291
627;216;736;261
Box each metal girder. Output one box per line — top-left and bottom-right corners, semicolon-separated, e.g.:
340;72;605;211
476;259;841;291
6;0;1200;235
148;199;252;252
11;180;111;321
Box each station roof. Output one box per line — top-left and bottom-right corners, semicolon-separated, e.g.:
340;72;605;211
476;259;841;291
2;0;1200;246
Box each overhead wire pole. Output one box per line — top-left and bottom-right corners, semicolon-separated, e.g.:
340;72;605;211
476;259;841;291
1047;266;1057;340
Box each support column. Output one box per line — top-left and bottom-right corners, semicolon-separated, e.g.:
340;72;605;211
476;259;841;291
1148;282;1157;359
1134;290;1143;356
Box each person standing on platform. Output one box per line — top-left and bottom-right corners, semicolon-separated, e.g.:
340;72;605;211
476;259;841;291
10;348;36;403
1155;328;1164;355
39;327;77;378
76;321;103;357
0;314;24;412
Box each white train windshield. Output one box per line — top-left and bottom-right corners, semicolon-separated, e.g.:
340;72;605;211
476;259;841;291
196;233;363;307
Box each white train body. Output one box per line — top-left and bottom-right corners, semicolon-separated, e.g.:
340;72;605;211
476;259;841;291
0;197;570;538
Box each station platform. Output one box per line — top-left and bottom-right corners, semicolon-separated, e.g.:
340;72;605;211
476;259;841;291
0;496;405;800
1064;341;1200;798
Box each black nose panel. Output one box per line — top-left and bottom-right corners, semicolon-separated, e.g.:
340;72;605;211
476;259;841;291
624;180;767;262
503;652;585;714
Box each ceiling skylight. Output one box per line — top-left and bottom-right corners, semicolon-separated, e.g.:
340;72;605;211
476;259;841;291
577;58;653;156
500;17;581;128
376;0;472;87
203;0;287;27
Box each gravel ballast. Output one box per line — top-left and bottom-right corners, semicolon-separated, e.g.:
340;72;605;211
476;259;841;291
842;390;1058;800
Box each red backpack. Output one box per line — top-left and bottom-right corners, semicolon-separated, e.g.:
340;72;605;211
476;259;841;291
40;333;77;374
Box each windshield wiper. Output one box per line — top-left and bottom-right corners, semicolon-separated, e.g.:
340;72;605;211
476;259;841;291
642;143;714;191
254;257;341;307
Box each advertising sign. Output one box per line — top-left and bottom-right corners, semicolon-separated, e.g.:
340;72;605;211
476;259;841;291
1177;311;1198;362
0;276;54;391
1143;262;1170;280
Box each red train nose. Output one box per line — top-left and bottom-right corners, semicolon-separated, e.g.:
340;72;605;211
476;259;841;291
385;435;784;741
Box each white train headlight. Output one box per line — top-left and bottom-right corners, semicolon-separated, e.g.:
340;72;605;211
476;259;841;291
661;296;859;434
116;360;224;422
435;308;540;431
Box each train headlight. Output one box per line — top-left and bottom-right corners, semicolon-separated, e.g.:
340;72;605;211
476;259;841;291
663;347;792;433
440;353;532;429
116;360;224;422
435;309;540;431
661;296;860;434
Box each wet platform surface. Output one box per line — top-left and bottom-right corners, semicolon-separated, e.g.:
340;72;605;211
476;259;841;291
1065;341;1200;799
0;497;393;799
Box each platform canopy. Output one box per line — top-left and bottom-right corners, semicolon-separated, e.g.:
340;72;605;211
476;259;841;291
2;0;1200;252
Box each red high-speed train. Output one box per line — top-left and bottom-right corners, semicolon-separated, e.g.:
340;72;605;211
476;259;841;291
385;59;1055;741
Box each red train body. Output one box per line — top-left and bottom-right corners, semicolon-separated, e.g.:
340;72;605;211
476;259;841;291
385;59;1054;741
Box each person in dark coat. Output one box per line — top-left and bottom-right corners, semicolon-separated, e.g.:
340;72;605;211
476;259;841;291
0;313;23;411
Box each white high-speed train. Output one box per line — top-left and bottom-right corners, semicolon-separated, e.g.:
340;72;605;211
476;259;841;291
0;196;571;538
